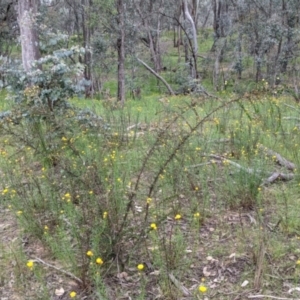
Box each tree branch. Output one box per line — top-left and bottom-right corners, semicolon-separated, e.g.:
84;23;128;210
137;58;175;95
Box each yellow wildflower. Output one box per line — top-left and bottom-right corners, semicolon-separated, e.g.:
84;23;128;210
96;257;103;265
86;250;93;257
198;285;207;293
175;214;181;220
2;188;8;195
26;260;34;270
69;291;77;298
137;264;144;271
150;223;157;230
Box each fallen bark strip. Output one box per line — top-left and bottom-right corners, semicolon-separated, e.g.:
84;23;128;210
283;117;300;121
126;123;141;131
209;155;260;176
187;161;219;168
168;273;191;296
258;144;296;171
248;295;296;300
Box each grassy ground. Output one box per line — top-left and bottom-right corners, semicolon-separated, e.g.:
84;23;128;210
1;87;300;299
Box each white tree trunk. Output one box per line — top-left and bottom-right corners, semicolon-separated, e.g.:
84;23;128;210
18;0;40;72
183;0;198;55
117;0;126;104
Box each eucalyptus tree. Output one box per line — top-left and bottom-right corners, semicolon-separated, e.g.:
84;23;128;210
183;0;198;78
230;0;300;83
18;0;41;72
276;0;300;74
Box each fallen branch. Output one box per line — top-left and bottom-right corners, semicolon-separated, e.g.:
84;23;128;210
137;58;175;95
189;155;295;185
263;172;294;185
209;155;260;176
33;257;83;284
258;145;296;171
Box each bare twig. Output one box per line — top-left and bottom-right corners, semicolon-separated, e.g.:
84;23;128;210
33;257;83;284
283;103;300;112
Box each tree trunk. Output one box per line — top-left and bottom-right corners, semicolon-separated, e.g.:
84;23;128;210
183;0;198;78
117;0;125;104
18;0;40;72
81;0;92;97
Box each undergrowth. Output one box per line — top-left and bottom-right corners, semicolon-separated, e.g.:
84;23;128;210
1;78;300;299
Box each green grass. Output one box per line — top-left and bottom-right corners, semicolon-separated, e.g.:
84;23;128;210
1;91;300;299
0;90;12;111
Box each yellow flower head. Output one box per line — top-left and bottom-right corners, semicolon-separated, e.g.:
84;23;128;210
26;260;34;270
2;188;8;195
175;214;181;220
199;285;207;293
86;250;93;257
137;263;144;271
150;223;157;230
64;193;71;199
296;260;300;265
146;197;152;204
61;137;68;142
69;291;77;298
17;210;23;215
193;212;200;218
96;257;103;265
103;211;108;219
